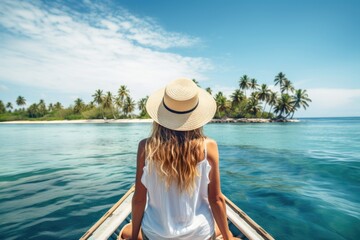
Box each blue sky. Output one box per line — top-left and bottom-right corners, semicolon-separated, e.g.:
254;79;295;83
0;0;359;117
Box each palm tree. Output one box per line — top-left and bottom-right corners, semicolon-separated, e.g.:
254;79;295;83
138;96;148;117
258;84;271;112
231;89;245;109
274;94;293;119
27;103;39;118
86;101;95;110
92;89;103;106
103;91;116;119
117;85;130;116
274;72;288;89
92;89;104;118
74;98;85;114
192;79;200;87
205;87;212;95
215;92;228;118
281;79;295;94
6;102;13;112
16;96;26;109
267;91;278;116
113;96;121;116
249;78;259;92
118;85;129;102
0;100;6;114
54;102;63;111
250;91;259;99
48;103;54;112
38;99;47;116
123;96;135;117
239;75;250;97
290;89;312;118
245;96;261;117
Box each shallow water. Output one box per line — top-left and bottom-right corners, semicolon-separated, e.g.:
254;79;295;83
0;118;359;240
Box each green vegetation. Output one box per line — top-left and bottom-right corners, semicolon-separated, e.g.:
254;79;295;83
208;72;311;120
0;72;311;122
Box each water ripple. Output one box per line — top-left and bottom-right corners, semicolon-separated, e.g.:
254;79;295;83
0;120;359;240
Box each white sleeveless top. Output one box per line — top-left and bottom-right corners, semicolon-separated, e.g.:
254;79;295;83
141;141;214;240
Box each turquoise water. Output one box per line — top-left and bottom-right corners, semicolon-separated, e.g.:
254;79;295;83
0;118;359;240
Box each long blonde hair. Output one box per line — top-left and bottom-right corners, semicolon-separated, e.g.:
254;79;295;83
145;122;206;193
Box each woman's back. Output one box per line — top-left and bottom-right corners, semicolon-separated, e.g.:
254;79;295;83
127;78;234;240
141;140;214;240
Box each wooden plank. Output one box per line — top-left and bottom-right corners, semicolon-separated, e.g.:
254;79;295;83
81;186;274;240
89;192;133;240
80;185;135;240
224;196;274;240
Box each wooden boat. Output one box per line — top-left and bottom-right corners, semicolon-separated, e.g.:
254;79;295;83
80;185;274;240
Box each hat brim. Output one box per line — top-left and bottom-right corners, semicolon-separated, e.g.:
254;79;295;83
146;88;216;131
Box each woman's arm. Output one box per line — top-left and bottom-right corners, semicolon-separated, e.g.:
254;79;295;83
207;139;233;240
131;139;147;240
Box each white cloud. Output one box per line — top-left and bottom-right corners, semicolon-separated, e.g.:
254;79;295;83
298;88;360;117
0;0;210;101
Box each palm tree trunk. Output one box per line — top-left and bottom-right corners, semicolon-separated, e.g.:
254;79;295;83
101;106;105;119
111;107;117;119
290;111;295;119
262;102;267;117
285;112;292;119
278;109;284;119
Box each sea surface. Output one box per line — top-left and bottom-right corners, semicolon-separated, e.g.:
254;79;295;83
0;117;359;240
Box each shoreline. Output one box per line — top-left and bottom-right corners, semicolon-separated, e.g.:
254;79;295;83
0;118;299;124
0;119;154;124
211;118;300;123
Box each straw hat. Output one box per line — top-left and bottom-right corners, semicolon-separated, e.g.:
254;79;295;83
146;78;216;131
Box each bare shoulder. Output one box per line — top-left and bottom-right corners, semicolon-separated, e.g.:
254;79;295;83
138;138;147;149
137;138;148;160
205;138;218;148
205;138;219;164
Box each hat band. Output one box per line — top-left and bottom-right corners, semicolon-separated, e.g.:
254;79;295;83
162;99;199;114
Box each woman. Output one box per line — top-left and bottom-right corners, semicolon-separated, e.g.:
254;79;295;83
120;78;236;240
